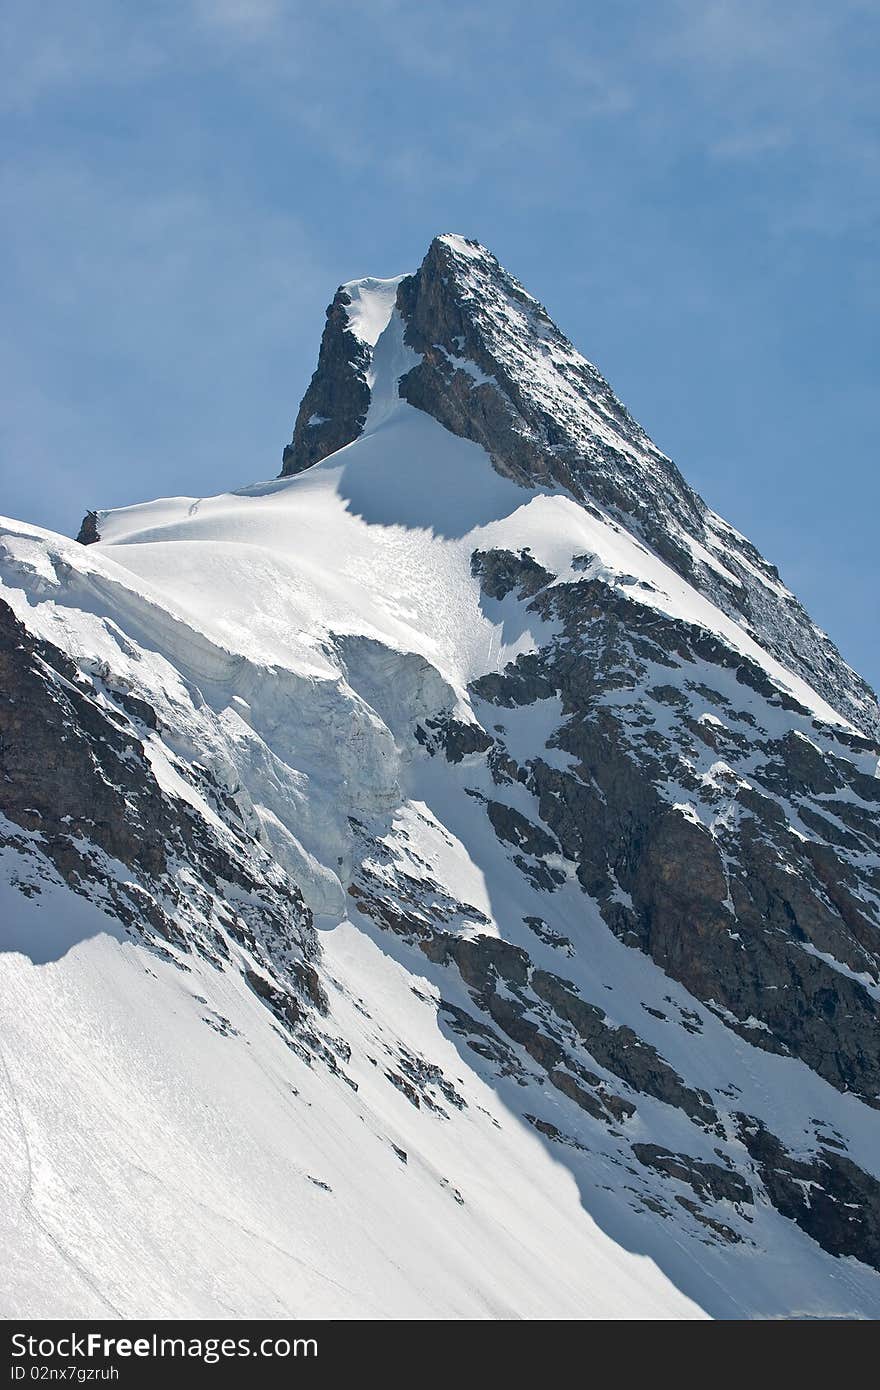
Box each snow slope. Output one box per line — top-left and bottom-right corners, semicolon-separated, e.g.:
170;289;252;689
0;899;705;1320
2;258;880;1320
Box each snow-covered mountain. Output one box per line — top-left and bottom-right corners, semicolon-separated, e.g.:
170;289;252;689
2;234;879;1319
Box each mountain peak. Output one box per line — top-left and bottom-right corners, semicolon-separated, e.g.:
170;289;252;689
279;233;533;481
280;236;878;735
8;231;880;1318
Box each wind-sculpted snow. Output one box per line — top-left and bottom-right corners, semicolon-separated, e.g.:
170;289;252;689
0;522;420;917
2;235;880;1319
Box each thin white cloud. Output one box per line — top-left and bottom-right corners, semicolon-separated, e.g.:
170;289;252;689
192;0;285;41
0;2;172;111
710;126;792;160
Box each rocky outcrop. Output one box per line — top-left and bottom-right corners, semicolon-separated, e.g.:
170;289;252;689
350;847;717;1131
357;537;880;1272
470;547;554;600
76;510;100;545
396;236;672;511
736;1115;880;1269
341;507;880;1271
467;559;880;1108
348;807;880;1271
280;286;373;476
278;233;876;727
632;1144;753;1207
394;236;879;736
0;597;320;1030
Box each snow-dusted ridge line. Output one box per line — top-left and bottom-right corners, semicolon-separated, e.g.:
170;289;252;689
63;239;864;737
393;234;879;738
2;234;880;1319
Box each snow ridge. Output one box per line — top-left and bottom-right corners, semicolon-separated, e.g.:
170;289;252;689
2;235;880;1320
396;235;879;737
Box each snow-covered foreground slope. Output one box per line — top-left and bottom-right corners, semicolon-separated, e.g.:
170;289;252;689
0;904;705;1320
3;238;880;1319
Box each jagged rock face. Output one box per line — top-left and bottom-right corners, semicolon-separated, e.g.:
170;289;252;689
463;551;880;1107
350;842;715;1129
736;1115;880;1268
350;705;880;1274
359;535;880;1274
396;236;680;507
272;233;877;734
0;598;324;1028
394;236;879;737
281;286;372;476
75;510;100;545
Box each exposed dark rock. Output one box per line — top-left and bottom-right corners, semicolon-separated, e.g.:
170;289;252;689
393;235;878;735
531;970;715;1125
280;286;372;476
438;998;524;1073
673;1195;741;1244
0;598;319;1031
736;1115;880;1272
472;575;880;1107
632;1143;752;1205
422;932;531;990
511;853;566;891
1;598;172;883
524;1114;588;1150
76;510;100;545
112;687;158;730
394;1047;467;1112
244;968;303;1029
523;915;573;955
485;799;559;857
365;891;716;1128
471;548;554;600
548;1067;611;1122
385;1069;422;1108
415;713;492;763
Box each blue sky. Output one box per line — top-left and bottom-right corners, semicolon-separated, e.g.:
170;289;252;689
1;0;877;687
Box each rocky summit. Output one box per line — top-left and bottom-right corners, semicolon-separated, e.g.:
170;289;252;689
2;234;879;1319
